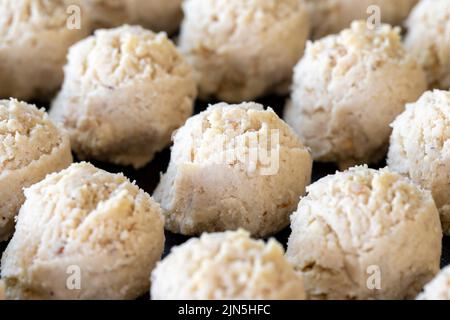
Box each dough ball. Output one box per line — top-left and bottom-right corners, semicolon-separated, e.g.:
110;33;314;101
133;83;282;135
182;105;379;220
286;166;442;300
0;99;72;241
1;162;165;300
417;266;450;300
388;90;450;235
284;21;427;169
404;0;450;90
0;0;91;101
153;102;312;238
50;25;197;169
81;0;183;34
178;0;310;102
303;0;418;39
151;229;306;300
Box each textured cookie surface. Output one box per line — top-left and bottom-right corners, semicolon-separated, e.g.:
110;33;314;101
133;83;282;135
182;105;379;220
50;25;196;168
388;90;450;235
151;230;306;300
0;99;72;241
284;21;426;169
179;0;310;102
1;162;165;300
404;0;450;89
154;102;312;237
286;166;442;300
0;0;90;100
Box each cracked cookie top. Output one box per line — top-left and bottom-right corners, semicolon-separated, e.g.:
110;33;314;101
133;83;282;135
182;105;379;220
0;99;65;172
170;102;307;173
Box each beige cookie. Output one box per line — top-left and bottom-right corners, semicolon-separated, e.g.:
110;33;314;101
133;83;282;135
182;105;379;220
1;162;165;300
286;166;442;300
0;99;72;241
388;90;450;235
50;25;197;168
0;0;90;101
151;230;306;300
284;21;426;169
404;0;450;90
178;0;310;102
81;0;183;34
154;102;312;238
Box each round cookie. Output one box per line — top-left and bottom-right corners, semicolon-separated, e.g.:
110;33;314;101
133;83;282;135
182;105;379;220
151;230;306;300
388;90;450;235
284;21;427;169
81;0;183;34
178;0;310;102
417;266;450;300
303;0;418;39
50;25;197;169
0;99;72;241
286;166;442;300
404;0;450;90
0;0;91;101
0;162;165;300
153;102;312;238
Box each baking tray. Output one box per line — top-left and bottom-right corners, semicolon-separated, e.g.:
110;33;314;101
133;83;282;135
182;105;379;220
0;94;448;298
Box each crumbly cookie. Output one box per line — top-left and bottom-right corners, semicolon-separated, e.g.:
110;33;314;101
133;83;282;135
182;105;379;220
178;0;310;102
404;0;450;89
284;21;426;169
1;162;165;300
286;166;442;300
0;0;90;100
154;102;312;237
388;90;450;235
0;99;72;241
151;230;306;300
50;25;197;168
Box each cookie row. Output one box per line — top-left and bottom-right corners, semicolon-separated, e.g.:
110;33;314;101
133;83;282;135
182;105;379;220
0;95;448;299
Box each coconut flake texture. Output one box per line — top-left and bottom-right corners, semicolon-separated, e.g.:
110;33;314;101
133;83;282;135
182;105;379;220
302;0;418;39
80;0;183;34
404;0;450;90
50;25;197;169
388;90;450;235
417;266;450;300
151;229;306;300
0;0;91;101
1;162;165;300
284;21;427;169
286;166;442;300
153;102;312;238
0;99;72;241
178;0;310;102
